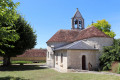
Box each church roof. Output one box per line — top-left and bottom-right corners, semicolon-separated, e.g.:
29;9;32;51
47;26;111;43
54;40;98;50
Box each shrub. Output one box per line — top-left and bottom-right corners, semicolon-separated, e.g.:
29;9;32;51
99;39;120;71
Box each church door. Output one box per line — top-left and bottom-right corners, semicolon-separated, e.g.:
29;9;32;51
82;55;86;70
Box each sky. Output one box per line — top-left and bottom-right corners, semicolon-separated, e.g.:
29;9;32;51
13;0;120;49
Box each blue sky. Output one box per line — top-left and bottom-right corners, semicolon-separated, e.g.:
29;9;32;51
13;0;120;49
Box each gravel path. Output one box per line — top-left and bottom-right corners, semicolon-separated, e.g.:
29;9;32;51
53;68;120;76
72;71;120;76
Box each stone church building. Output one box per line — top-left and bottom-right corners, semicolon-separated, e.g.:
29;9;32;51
46;9;113;72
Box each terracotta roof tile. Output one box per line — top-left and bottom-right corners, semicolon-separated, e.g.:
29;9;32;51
17;49;46;57
47;26;111;43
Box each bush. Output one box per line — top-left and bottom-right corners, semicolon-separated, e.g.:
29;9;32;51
99;39;120;71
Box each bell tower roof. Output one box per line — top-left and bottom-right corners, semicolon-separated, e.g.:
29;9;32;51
73;8;83;18
71;8;84;30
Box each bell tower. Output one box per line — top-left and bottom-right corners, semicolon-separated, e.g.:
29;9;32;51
71;8;84;30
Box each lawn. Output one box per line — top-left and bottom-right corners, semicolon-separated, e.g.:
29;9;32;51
0;61;45;64
0;61;33;64
0;64;120;80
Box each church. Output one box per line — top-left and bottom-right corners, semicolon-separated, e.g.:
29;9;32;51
46;9;113;72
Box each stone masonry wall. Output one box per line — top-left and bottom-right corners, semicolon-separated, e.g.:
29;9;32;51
54;50;67;72
46;42;69;68
67;50;99;70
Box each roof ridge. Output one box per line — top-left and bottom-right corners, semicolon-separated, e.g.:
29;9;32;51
55;26;95;32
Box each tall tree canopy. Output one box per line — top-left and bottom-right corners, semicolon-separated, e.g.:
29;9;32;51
0;16;37;66
0;0;20;53
88;19;116;38
0;0;37;66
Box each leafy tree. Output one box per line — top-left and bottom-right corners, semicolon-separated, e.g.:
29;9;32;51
0;16;37;66
99;39;120;70
88;19;116;38
0;0;20;53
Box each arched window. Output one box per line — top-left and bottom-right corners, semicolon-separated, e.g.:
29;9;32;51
74;19;78;28
79;19;82;29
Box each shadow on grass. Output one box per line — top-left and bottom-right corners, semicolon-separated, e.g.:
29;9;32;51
0;64;47;71
0;76;29;80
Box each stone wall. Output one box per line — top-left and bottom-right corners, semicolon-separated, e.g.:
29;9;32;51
67;50;99;70
46;42;69;68
83;37;113;51
46;44;54;67
54;50;67;72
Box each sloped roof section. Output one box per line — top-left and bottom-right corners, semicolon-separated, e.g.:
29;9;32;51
73;9;83;18
55;40;98;50
17;49;46;57
47;26;111;43
47;29;80;42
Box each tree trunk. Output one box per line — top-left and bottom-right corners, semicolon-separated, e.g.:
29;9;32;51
3;56;11;66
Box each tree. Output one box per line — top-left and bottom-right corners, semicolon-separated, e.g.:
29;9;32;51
88;19;116;38
0;16;37;66
99;39;120;70
0;0;20;53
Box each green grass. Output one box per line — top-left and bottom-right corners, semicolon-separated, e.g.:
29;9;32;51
0;61;2;64
0;61;46;64
12;61;33;64
0;61;33;64
0;64;120;80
